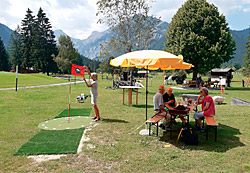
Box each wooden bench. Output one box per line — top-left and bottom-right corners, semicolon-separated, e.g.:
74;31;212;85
204;81;219;88
204;116;218;141
146;115;165;136
183;80;197;87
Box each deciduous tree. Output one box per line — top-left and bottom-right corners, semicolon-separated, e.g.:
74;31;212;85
97;56;117;74
164;0;235;80
54;35;79;73
96;0;160;57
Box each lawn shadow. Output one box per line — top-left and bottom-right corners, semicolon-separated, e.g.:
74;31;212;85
225;87;250;91
132;105;154;108
214;103;227;105
101;118;129;123
159;123;244;153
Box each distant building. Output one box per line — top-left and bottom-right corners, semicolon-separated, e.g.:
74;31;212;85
210;68;234;87
137;70;150;78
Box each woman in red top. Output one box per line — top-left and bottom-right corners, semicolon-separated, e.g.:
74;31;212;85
193;87;215;131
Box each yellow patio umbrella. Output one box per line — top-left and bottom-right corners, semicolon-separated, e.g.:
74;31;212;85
110;50;193;121
110;50;184;69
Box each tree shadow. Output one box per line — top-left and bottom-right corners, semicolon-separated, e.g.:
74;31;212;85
158;123;244;153
132;105;154;108
101;118;129;123
214;103;227;105
225;87;250;91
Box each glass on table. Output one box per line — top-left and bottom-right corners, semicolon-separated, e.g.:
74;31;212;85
178;98;182;105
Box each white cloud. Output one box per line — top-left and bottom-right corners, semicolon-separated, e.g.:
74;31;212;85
0;0;105;39
0;0;249;39
151;0;186;22
243;7;250;12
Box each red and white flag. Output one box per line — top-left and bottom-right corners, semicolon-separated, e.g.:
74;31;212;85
71;64;85;77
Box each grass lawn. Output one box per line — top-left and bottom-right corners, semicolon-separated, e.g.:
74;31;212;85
0;72;250;172
0;72;67;88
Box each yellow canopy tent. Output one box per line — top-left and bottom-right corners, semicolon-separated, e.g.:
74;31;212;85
110;50;193;120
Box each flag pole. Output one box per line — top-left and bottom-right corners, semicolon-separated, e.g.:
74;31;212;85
16;65;18;92
68;74;71;123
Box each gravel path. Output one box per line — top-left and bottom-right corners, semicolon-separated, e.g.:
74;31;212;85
0;81;85;91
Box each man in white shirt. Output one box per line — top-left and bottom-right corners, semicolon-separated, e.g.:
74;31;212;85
153;85;171;129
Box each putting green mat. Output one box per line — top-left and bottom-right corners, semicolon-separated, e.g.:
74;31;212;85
56;108;92;118
15;108;93;155
38;116;95;130
15;128;84;155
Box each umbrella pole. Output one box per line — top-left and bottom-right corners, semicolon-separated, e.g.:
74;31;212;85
146;66;148;121
162;70;165;85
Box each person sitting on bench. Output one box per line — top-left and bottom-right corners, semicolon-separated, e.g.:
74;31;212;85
153;85;171;130
193;87;215;131
163;87;177;110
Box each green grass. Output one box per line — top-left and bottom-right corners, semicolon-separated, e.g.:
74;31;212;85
0;72;250;172
56;108;92;118
14;108;92;155
15;128;84;155
0;71;67;88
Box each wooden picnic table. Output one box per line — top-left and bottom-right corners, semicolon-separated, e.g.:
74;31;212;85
168;103;197;139
204;81;219;88
183;80;197;87
119;86;142;106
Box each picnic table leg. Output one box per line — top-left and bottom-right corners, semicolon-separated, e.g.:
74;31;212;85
149;123;151;136
157;122;159;136
215;126;217;142
123;88;125;105
128;88;132;106
170;115;172;140
206;126;209;140
136;88;138;105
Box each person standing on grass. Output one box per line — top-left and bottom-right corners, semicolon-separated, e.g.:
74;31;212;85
83;73;100;121
193;87;215;131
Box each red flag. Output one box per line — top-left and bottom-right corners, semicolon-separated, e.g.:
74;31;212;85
71;64;85;77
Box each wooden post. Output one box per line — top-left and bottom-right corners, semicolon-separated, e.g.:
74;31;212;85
123;88;125;105
128;88;132;106
136;88;138;105
162;70;165;85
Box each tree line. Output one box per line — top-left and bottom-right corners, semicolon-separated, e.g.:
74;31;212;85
1;1;250;77
0;8;100;75
96;0;250;78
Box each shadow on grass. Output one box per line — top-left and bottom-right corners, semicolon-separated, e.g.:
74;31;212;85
101;118;129;123
225;87;250;91
214;103;227;105
159;123;244;153
132;105;154;108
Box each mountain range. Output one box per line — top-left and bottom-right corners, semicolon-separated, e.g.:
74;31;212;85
1;22;249;66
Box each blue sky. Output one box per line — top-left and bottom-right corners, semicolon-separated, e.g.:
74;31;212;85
0;0;249;39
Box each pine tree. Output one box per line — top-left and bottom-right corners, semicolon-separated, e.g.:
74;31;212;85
32;7;58;75
0;36;9;71
21;8;35;69
164;0;235;80
243;31;250;76
8;25;23;70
